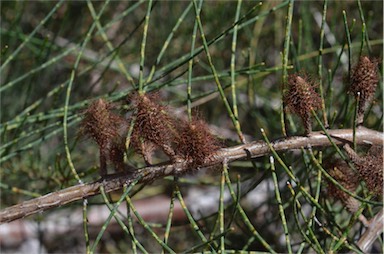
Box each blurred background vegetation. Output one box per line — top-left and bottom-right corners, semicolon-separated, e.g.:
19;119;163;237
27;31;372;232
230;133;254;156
0;1;382;253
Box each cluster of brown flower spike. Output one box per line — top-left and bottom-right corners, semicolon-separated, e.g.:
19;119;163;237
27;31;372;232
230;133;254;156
325;143;383;210
80;92;220;176
283;56;382;208
284;56;379;134
129;92;221;167
81;55;380;211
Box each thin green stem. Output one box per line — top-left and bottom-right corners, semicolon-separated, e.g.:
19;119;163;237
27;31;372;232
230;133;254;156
126;194;176;254
145;2;193;86
261;127;344;213
311;109;347;161
99;186;146;253
83;199;90;254
219;163;226;253
208;209;220;250
297;151;323;253
156;1;284;79
332;203;367;252
90;177;141;253
326;68;334;125
318;0;329;127
260;128;297;182
0;116;80;163
63;0;111;183
123;185;138;254
0;182;41;198
0;118;62;154
292;188;324;254
162;184;176;254
353;92;360;149
86;1;134;88
138;0;153;94
192;0;245;143
342;11;353;78
223;166;276;253
297;38;380;63
230;0;242;129
357;0;372;53
298;19;303;56
0;47;74;93
0;1;65;73
127;203;137;254
187;0;202;121
174;182;215;252
269;156;292;254
281;0;294;136
182;230;231;254
94;0;145;37
359;23;366;58
282;0;294;83
311;155;322;223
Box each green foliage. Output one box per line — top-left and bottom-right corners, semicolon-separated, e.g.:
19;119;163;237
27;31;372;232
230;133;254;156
1;1;382;253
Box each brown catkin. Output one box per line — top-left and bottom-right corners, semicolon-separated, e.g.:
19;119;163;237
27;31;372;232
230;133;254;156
326;159;360;213
284;74;322;134
349;56;379;125
129;92;178;164
344;145;383;196
80;99;128;176
176;116;221;168
129;92;222;169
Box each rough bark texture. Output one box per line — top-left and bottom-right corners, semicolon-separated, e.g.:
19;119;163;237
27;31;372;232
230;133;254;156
1;127;383;224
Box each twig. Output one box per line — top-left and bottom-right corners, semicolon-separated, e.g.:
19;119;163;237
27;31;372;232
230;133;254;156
1;127;382;224
356;208;384;253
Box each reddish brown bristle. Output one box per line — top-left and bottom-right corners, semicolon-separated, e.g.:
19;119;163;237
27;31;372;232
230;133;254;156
284;74;322;134
80;99;128;175
128;93;222;169
176;116;221;168
326;159;360;213
129;92;178;164
345;145;383;196
349;56;379;125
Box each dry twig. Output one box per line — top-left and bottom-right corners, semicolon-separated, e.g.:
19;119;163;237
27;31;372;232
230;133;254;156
0;127;382;224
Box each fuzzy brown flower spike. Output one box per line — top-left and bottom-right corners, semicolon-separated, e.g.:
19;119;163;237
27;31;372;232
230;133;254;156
176;116;221;168
284;74;322;134
129;92;178;165
326;159;360;213
349;56;379;125
344;144;383;196
80;99;128;176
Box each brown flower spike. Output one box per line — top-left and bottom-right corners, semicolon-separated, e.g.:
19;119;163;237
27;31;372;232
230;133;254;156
284;74;322;134
177;115;221;168
129;92;221;169
80;99;128;176
349;56;379;125
129;92;179;165
326;159;360;213
344;144;383;196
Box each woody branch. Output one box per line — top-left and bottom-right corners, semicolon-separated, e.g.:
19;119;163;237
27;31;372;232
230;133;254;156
0;127;382;224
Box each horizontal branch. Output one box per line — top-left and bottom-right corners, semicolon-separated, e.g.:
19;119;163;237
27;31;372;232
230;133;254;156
1;127;382;223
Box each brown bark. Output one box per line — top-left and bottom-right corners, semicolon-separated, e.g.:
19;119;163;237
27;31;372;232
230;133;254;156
1;127;382;224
